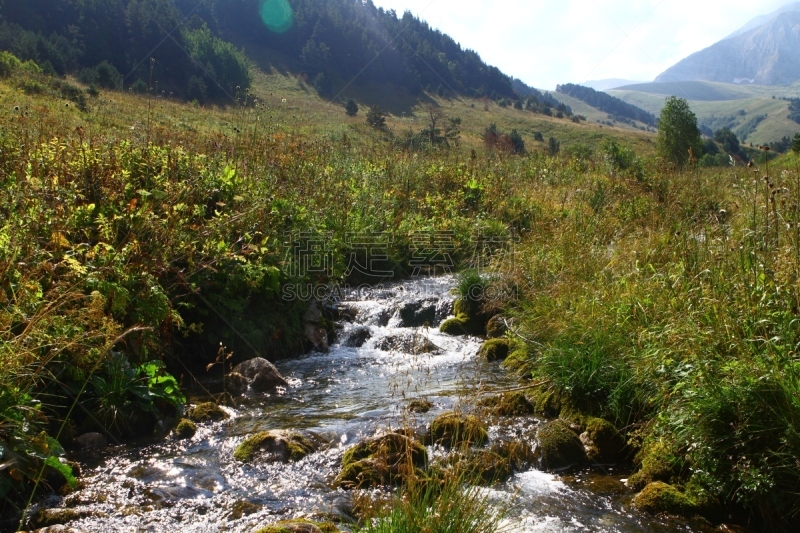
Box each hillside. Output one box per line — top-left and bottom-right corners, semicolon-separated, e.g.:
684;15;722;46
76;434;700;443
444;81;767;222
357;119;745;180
655;10;800;85
610;80;800;145
0;0;522;106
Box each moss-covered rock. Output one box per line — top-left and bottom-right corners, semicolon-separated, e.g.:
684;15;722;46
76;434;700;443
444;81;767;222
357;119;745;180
255;519;339;533
501;338;531;373
460;450;513;485
485;315;507;338
439;299;487;336
337;433;428;489
632;482;697;516
477;391;534;416
526;387;562;418
439;317;470;336
579;417;626;464
174;418;197;440
535;420;587;471
627;441;678;491
428;412;488;448
234;431;317;463
478;339;509;362
406;399;434;413
187;402;229;423
228;500;261;520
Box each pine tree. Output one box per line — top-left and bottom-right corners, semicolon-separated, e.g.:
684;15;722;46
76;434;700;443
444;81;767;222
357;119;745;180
345;99;359;116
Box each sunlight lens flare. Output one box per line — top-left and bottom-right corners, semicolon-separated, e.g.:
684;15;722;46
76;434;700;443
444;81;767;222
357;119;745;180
259;0;294;34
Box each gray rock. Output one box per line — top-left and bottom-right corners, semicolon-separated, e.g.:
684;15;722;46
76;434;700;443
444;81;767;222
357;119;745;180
231;357;288;392
398;300;437;327
225;371;249;395
344;327;372;348
72;433;107;450
375;334;443;355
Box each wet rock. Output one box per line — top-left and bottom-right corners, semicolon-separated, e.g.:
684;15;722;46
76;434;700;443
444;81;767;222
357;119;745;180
72;433;106;450
187;402;229;423
30;509;97;529
304;302;334;351
435;300;454;323
477;391;534;416
227;500;262;520
173;419;196;440
535;420;587;471
225;371;249;396
428;412;488;448
398;300;437;327
478;339;509;361
439;299;487;336
374;333;442;355
579;417;626;464
231;357;288;392
323;303;357;322
485;315;508;338
337;433;427;489
234;430;317;463
460;449;513;485
632;482;697;516
343;326;371;348
406;399;434;413
371;309;392;327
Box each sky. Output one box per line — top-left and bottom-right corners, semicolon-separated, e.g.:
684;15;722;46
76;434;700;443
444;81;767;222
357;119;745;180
369;0;790;90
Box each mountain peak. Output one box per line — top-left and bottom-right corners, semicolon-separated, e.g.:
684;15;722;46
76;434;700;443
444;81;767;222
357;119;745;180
655;9;800;85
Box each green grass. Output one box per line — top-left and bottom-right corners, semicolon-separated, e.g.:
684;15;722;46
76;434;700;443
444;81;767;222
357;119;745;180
2;57;800;530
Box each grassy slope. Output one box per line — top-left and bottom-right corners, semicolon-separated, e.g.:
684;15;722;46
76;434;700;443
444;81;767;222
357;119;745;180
610;80;800;145
4;64;800;530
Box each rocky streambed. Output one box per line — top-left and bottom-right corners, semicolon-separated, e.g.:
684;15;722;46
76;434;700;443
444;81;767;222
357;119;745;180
23;276;716;533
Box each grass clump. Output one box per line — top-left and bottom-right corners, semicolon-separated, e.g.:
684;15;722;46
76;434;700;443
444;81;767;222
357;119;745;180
256;519;338;533
355;470;507;533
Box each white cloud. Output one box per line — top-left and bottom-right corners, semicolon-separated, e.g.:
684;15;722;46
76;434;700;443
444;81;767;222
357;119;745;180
369;0;790;89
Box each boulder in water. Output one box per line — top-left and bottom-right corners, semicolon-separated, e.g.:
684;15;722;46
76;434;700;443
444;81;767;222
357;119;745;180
173;419;197;440
398;300;437;327
72;433;107;450
337;433;427;489
374;333;442;355
478;339;509;361
231;357;288;392
187;402;229;423
579;417;626;464
343;326;371;348
225;371;249;396
477;391;534;416
486;315;508;338
534;420;587;471
234;430;317;463
428;412;488;448
632;482;697;516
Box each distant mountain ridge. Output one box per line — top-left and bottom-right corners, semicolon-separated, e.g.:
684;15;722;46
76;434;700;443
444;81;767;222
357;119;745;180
725;2;800;39
656;8;800;85
583;79;648;92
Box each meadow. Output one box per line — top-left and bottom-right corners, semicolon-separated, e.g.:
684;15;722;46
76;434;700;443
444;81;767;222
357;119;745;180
1;60;800;531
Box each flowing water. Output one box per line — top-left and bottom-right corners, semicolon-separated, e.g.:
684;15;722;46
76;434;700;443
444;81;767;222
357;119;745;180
33;276;712;533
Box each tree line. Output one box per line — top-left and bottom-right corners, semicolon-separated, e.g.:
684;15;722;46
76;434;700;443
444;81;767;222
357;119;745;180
556;83;656;126
0;0;524;103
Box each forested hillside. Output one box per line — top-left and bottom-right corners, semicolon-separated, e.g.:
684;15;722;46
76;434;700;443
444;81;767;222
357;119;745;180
0;0;520;102
556;83;656;126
